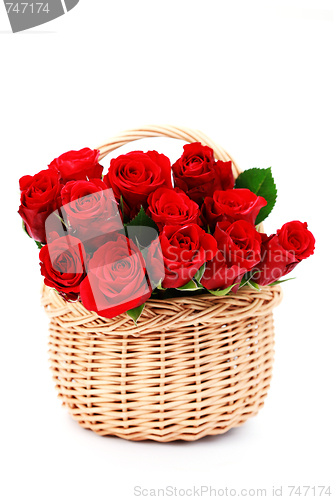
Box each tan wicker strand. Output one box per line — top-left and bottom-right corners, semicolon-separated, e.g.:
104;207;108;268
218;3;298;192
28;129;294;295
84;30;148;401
97;124;242;178
42;125;283;441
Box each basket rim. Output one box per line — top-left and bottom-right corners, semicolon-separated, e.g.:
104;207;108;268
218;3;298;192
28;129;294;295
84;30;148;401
42;282;283;338
42;281;282;307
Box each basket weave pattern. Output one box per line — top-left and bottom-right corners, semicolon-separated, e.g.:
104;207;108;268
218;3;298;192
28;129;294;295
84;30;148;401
42;125;283;441
43;284;282;442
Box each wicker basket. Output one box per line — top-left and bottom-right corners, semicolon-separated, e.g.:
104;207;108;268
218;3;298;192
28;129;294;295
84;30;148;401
41;125;283;442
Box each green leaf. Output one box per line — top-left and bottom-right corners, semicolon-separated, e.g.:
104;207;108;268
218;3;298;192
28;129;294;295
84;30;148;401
206;283;238;296
239;270;261;289
126;303;145;324
125;206;159;247
149;277;165;291
247;279;260;290
194;264;206;284
127;206;158;231
235;167;277;224
156;280;166;290
268;277;296;286
153;279;166;291
176;280;203;291
35;240;43;250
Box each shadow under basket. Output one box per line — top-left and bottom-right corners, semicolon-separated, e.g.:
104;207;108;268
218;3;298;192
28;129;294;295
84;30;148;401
42;283;282;442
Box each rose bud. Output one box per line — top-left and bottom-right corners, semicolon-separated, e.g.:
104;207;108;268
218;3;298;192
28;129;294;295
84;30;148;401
39;235;87;301
80;235;151;319
18;169;62;243
252;221;315;286
48;148;103;182
160;224;218;288
104;150;173;218
277;221;315;260
172;142;234;205
147;187;199;230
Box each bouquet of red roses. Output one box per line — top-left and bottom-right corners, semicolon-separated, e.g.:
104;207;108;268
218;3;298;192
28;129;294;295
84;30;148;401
18;142;315;323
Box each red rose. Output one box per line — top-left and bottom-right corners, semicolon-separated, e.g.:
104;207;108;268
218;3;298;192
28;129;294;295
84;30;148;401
172;142;234;205
104;150;173;218
201;251;247;292
61;179;123;249
49;148;103;182
252;221;315;286
147;187;199;230
252;233;299;286
202;188;267;230
277;221;315;260
145;237;165;287
160;224;218;288
214;220;262;270
80;235;151;319
18;169;62;243
39;235;87;300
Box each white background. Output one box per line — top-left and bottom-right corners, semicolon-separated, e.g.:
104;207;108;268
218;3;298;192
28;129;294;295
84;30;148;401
1;1;332;499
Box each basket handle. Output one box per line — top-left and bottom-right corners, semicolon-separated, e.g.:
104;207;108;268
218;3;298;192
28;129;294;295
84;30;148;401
97;125;242;178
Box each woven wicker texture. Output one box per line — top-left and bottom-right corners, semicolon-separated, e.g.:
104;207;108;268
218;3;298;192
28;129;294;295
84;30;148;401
42;125;283;441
